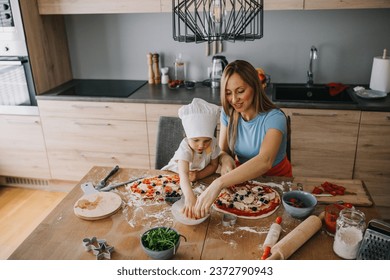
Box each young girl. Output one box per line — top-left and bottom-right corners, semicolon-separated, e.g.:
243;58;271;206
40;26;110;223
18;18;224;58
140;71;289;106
162;98;220;218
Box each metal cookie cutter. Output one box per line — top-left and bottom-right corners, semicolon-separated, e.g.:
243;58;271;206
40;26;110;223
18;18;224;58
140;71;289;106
82;237;114;260
222;214;237;227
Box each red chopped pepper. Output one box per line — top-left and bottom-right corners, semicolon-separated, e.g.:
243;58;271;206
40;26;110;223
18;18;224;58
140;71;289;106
312;186;323;194
311;181;350;196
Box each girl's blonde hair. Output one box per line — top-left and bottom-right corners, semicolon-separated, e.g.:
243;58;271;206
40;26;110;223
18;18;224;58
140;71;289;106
220;60;278;155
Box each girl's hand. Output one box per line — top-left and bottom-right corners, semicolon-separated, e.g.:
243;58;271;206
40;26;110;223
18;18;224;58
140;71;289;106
182;193;197;219
220;157;236;175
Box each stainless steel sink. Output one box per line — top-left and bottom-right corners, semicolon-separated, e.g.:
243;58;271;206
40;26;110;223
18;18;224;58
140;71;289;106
272;83;357;104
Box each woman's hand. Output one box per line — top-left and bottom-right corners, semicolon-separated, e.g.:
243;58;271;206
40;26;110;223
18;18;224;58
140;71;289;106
194;178;223;218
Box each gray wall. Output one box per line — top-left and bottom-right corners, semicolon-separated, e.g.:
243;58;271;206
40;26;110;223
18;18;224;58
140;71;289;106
65;9;390;84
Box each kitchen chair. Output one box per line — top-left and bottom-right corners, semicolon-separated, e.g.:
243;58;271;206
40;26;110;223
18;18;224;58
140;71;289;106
155;116;185;169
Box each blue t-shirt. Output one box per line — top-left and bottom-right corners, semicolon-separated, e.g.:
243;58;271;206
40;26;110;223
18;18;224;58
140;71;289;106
221;109;287;166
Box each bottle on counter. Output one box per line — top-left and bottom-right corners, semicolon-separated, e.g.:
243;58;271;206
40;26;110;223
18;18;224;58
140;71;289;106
174;53;186;83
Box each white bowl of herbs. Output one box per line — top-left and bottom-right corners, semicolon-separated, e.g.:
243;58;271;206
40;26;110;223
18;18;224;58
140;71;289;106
140;227;186;260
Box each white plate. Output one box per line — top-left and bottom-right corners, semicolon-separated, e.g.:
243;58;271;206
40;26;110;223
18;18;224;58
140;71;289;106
171;198;209;225
354;89;387;99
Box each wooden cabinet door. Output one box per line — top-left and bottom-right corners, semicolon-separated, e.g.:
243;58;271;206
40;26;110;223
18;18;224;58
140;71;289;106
39;100;149;180
37;0;162;14
0;115;51;179
20;0;72;94
354;111;390;207
282;108;360;179
42;116;150;180
265;0;304;10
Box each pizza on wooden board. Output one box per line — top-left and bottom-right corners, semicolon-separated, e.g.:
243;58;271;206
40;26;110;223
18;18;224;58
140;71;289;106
126;174;182;200
213;181;281;219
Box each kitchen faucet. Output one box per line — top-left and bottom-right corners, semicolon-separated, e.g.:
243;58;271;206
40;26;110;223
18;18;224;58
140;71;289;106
307;45;318;86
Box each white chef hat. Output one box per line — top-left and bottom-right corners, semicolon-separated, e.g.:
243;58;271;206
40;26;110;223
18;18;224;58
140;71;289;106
179;98;220;139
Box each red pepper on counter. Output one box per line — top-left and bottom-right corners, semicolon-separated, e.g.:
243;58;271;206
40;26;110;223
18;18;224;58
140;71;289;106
312;181;347;196
312;186;323;194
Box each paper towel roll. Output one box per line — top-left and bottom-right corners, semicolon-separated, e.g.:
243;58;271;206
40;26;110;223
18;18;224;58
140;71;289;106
369;56;390;93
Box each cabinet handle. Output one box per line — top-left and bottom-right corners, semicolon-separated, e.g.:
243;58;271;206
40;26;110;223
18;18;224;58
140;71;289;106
80;153;117;160
6;119;40;125
72;105;110;109
292;112;338;117
74;122;112;126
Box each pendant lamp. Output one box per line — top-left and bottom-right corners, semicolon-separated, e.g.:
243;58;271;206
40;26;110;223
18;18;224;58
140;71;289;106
172;0;264;43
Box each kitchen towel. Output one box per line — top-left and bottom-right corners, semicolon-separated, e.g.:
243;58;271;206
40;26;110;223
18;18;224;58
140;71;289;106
369;52;390;93
327;82;349;96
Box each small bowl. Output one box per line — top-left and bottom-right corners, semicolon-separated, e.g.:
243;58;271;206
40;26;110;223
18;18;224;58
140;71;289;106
282;190;317;219
184;80;196;89
140;227;183;260
171;198;210;225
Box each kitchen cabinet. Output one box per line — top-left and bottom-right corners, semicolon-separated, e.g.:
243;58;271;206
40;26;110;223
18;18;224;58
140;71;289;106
19;0;72;95
265;0;304;10
38;100;150;180
36;0;390;14
282;108;361;179
354;111;390;207
37;0;163;14
305;0;390;10
0;110;51;179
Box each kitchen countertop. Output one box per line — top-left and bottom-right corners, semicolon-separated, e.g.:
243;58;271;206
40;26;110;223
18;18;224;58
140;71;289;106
37;79;390;112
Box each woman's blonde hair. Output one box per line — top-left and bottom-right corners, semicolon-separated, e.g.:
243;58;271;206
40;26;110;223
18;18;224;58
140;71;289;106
220;60;278;155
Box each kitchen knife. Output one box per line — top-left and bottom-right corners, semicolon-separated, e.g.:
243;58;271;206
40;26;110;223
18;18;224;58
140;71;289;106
99;177;145;192
95;165;120;190
314;191;357;197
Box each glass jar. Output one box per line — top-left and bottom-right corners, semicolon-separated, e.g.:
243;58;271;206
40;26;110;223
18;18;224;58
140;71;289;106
333;208;366;259
174;53;186;83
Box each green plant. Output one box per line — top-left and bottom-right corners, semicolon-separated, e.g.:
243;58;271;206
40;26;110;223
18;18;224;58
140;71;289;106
141;227;180;251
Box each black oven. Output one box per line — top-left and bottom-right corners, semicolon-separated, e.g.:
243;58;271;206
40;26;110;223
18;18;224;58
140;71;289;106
0;0;36;106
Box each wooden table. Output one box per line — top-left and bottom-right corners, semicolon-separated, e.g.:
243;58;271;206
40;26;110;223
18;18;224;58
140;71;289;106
8;166;380;260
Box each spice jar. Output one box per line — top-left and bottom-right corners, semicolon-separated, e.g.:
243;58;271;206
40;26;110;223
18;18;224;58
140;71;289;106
333;208;366;259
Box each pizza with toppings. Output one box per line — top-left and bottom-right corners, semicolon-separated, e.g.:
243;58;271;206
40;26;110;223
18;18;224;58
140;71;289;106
125;174;181;200
213;181;281;219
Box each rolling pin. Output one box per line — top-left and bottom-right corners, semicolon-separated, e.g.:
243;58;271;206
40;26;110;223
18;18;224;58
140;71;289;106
267;215;322;260
261;216;282;260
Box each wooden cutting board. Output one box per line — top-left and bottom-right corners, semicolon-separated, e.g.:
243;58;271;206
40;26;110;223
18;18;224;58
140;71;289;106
293;177;373;206
73;192;122;220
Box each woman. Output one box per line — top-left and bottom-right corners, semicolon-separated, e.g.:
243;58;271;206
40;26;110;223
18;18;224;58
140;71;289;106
194;60;292;218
